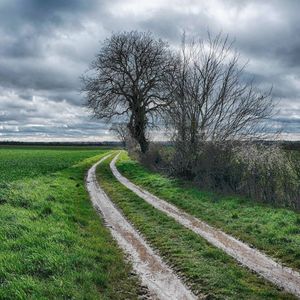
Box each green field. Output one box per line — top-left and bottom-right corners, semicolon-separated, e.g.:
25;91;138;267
0;146;141;299
116;151;300;272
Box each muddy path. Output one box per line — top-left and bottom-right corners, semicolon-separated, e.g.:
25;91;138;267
86;154;197;300
111;153;300;299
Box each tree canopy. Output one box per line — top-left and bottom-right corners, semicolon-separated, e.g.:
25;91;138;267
82;31;175;153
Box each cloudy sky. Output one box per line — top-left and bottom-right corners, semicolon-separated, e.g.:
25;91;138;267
0;0;299;141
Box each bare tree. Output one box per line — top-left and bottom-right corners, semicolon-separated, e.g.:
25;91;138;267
81;31;175;153
110;122;128;147
165;32;274;176
167;33;274;145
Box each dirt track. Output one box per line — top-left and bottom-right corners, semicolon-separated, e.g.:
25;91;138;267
111;153;300;299
86;154;197;300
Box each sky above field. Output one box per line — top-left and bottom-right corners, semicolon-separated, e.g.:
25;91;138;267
0;0;299;141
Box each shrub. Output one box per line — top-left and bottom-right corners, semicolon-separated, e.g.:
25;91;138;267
146;142;300;210
138;143;173;172
189;143;300;209
232;144;299;208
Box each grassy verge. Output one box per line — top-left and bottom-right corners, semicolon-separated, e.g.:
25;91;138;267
0;147;141;299
116;152;300;272
97;154;295;299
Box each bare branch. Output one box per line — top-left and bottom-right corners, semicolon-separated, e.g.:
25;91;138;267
81;31;175;153
165;32;274;150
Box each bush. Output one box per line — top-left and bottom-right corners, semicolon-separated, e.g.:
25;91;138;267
139;143;173;172
192;143;300;209
232;144;299;208
170;142;300;209
191;142;235;192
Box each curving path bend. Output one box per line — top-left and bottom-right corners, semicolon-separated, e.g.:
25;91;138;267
111;153;300;299
86;154;197;300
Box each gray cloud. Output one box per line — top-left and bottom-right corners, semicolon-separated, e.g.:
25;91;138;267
0;0;299;141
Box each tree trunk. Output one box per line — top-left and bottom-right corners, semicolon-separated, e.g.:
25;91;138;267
138;133;149;153
128;107;149;153
130;124;149;153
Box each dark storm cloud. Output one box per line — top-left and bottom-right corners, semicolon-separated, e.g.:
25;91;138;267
0;0;98;29
0;0;112;94
0;0;299;140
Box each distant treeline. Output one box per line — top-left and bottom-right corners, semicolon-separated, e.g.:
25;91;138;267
1;140;299;150
281;141;300;151
0;141;300;151
0;141;122;147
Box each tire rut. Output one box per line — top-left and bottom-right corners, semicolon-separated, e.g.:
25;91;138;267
111;153;300;299
86;154;197;300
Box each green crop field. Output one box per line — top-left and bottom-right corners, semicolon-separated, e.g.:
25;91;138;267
0;146;141;300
